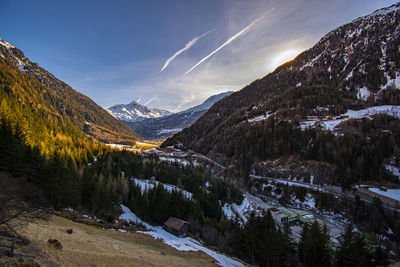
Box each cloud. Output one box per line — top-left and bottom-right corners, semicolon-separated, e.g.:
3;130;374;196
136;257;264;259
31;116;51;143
160;29;214;72
136;96;143;103
144;96;157;105
184;9;275;75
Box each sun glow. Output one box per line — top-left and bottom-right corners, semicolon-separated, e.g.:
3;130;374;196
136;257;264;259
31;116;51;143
269;49;301;71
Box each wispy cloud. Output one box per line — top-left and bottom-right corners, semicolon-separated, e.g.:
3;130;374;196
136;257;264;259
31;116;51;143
160;29;215;72
144;96;157;105
184;10;275;75
136;96;142;103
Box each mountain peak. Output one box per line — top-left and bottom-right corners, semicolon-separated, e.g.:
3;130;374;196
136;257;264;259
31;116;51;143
369;2;400;17
107;100;172;122
0;38;15;49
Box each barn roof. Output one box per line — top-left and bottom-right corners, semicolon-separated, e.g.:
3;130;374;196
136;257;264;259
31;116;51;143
164;217;189;231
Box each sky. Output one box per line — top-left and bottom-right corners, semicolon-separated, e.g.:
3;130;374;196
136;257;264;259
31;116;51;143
0;0;398;112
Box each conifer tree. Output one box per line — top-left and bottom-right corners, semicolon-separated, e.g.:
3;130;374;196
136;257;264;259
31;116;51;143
336;224;371;267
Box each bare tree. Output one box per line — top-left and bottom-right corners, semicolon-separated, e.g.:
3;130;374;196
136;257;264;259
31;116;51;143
0;173;46;236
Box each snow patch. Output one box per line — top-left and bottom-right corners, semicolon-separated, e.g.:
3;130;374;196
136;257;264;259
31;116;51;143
248;112;273;123
132;178;193;199
159;156;190;166
357;87;370;101
385;165;400;179
368;188;400;201
157;128;182;134
119;205;244;267
300;105;400;131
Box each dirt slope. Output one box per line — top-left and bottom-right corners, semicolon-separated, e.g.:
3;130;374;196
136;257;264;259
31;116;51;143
18;215;218;267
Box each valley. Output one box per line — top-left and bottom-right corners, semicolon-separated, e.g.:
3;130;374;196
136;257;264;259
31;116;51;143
1;1;400;267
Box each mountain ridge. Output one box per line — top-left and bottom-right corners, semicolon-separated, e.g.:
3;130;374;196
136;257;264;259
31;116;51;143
0;38;139;145
106;100;172;122
163;3;400;186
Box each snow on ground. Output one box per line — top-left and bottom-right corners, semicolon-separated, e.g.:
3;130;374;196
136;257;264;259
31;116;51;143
368;188;400;201
300;105;400;131
267;177;328;193
119;205;244;267
157;128;182;134
382;72;400;89
357;87;370;101
248;112;273;123
222;203;236;221
159;156;190;166
231;197;254;223
222;195;264;224
300;120;316;130
304;194;316;209
385;165;400;179
132;178;193;199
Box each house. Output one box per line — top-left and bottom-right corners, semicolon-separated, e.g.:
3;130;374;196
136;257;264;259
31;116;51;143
270;210;289;226
164;217;189;237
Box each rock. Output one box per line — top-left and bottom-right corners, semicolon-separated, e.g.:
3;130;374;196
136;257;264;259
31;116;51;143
66;229;73;234
48;239;62;249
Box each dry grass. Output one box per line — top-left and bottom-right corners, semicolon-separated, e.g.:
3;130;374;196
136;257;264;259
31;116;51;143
17;215;218;267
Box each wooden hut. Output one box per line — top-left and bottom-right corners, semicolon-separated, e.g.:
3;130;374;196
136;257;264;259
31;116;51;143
163;217;189;237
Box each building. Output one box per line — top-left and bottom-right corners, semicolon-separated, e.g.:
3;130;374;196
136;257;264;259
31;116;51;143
164;217;190;237
270;210;289;226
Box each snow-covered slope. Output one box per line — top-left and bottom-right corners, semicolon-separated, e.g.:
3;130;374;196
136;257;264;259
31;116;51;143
106;101;171;122
119;205;244;267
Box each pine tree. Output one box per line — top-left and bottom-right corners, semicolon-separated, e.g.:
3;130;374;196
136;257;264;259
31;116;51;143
280;222;295;266
299;221;331;267
336;224;371;267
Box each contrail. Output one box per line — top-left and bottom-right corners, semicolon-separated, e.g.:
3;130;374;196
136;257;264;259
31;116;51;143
144;96;157;106
184;10;274;75
137;96;143;103
160;29;215;72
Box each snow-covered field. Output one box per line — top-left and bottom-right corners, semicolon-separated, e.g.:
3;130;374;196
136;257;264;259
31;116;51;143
132;178;193;199
158;156;190;166
368;188;400;201
300;105;400;131
248;112;273;123
120;205;244;267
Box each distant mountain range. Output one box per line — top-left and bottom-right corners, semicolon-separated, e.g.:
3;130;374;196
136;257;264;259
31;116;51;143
163;3;400;187
124;91;233;140
0;38;138;145
106;101;172;122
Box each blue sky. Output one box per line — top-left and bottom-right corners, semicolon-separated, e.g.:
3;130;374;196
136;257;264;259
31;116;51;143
1;0;398;111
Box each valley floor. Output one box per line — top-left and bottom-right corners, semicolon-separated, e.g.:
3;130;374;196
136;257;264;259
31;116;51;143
17;215;219;267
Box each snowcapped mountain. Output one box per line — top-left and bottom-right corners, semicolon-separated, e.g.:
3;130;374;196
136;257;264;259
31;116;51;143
106;101;172;122
125;91;233;139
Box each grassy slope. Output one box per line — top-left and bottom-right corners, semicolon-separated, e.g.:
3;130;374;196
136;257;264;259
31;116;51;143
19;215;218;267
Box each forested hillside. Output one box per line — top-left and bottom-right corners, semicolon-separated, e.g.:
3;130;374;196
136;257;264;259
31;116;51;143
0;39;138;146
163;4;400;187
